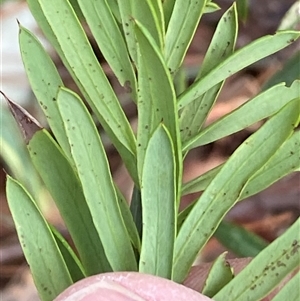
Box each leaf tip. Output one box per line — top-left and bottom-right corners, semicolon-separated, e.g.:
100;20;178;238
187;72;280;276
1;91;42;143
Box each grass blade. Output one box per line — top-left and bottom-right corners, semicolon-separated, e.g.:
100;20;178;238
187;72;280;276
57;88;137;271
173;98;300;283
139;124;176;279
178;31;300;108
6;176;73;301
213;219;300;301
28;130;112;275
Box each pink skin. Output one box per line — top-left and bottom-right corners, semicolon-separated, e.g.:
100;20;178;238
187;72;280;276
54;272;213;301
54;259;296;301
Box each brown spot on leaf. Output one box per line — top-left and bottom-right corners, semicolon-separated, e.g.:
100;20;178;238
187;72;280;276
124;80;132;93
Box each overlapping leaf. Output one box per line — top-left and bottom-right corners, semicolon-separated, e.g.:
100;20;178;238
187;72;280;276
214;221;268;257
165;0;206;75
173;98;299;283
162;0;175;26
180;4;238;143
202;252;233;297
272;270;300;301
185;81;300;150
135;21;181;197
139;125;176;279
182;128;300;198
178;31;300;108
118;0;163;65
57;88;137;271
6;177;73;301
18;26;72;160
165;0;206;74
50;225;85;282
0;102;43;202
77;0;137;99
28;130;112;275
214;219;300;301
26;0;137;183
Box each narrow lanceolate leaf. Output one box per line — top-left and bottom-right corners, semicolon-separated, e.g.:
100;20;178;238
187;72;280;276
117;0;138;63
262;53;300;90
139;125;176;279
6;176;73;301
50;226;85;282
162;0;175;27
57;88;137;271
202;252;234;297
236;0;249;23
182;126;300;197
18;26;72;160
77;0;137;99
173;98;300;283
214;219;300;301
215;221;268;257
106;0;122;23
115;186;141;251
118;0;164;64
272;270;300;301
28;130;112;275
278;1;300;30
181;164;221;196
178;31;300;108
135;21;181;199
180;4;238;143
240;127;300;199
165;0;206;75
185;81;300;150
26;0;137;184
146;0;165;40
180;128;300;229
204;1;221;14
130;185;143;241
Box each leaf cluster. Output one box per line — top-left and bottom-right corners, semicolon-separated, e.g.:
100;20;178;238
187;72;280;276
3;1;300;300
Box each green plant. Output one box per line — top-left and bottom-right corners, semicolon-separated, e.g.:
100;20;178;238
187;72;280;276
3;0;300;300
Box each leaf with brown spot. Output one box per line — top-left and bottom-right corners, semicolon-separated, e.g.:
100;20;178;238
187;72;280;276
1;92;42;144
